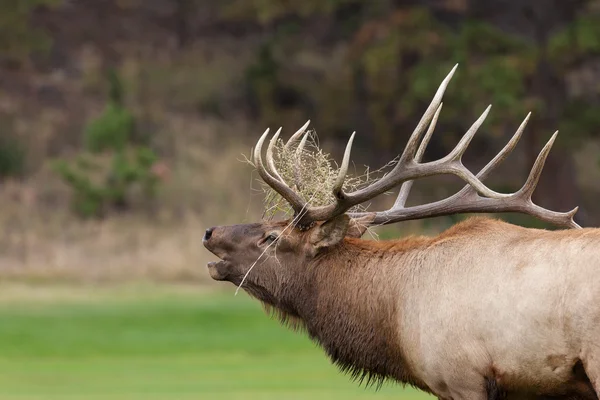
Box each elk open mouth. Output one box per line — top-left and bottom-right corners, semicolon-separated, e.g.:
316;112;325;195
207;260;229;281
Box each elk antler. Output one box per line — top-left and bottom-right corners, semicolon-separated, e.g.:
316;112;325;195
349;116;580;229
252;64;580;230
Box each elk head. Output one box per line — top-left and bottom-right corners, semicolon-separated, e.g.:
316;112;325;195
203;64;580;307
203;213;364;307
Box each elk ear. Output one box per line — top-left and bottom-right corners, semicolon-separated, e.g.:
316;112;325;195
310;214;350;250
346;214;376;238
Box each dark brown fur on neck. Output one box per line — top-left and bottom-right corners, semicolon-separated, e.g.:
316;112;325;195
263;235;432;390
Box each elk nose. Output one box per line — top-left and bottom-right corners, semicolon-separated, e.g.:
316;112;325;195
204;227;214;241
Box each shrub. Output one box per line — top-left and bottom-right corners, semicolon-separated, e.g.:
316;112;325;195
55;70;161;218
53;147;160;218
84;103;135;153
0;0;62;66
83;70;136;153
52;158;106;217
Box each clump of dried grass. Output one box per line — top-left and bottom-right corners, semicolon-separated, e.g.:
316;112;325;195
246;129;390;220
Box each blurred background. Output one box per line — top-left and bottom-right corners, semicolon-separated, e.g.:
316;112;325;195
0;0;599;398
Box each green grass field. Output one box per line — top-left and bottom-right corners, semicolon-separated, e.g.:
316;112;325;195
0;284;433;399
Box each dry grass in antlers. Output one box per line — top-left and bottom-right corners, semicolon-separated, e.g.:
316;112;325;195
246;129;391;220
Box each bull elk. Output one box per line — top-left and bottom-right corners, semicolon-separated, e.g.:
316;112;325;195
203;65;599;400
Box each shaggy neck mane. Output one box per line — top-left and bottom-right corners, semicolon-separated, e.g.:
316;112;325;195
261;303;307;332
266;234;434;390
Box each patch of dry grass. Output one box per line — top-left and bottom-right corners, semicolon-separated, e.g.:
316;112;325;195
0;212;209;283
246;129;392;220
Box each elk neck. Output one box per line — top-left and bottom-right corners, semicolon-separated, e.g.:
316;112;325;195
289;234;433;389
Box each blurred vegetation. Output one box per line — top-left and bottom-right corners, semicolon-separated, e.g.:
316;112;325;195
549;13;600;65
1;0;600;226
52;148;159;218
0;136;26;179
235;1;598;148
0;0;61;66
53;70;160;218
229;0;600;223
83;70;136;152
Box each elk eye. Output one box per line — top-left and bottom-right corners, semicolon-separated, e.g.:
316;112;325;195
265;233;279;244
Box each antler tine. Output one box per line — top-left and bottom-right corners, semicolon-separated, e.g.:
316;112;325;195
252;127;270;165
293;130;310;190
395;103;443;208
285;120;311;150
511;131;579;231
517;203;580;229
514;131;580;227
296;130;309;156
452;112;529;201
332;132;356;197
416;105;442;163
566;207;581;228
254;127;307;213
516;131;556;200
400;64;458;163
266;127;284;183
475;112;531;182
445;105;492;162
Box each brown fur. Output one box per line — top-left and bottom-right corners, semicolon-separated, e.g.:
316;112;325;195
261;303;306;332
306;238;429;389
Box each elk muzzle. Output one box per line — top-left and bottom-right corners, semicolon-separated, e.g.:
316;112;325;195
203;226;232;281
